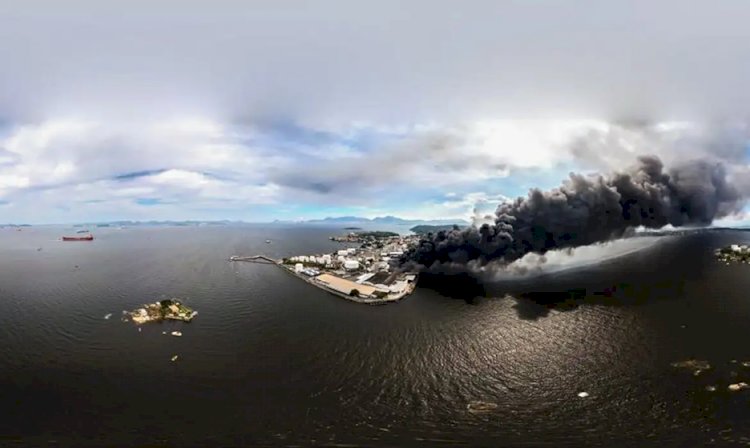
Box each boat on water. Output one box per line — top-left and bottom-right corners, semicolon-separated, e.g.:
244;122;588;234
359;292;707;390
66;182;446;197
266;239;272;243
76;229;90;234
62;234;94;241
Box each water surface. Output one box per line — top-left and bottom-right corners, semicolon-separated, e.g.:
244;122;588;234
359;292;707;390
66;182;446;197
2;226;750;446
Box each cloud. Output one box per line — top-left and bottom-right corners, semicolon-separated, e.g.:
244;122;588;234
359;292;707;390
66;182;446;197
1;116;750;223
5;0;750;124
2;2;750;222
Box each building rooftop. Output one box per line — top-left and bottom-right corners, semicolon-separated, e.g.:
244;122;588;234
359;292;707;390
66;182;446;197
316;273;385;297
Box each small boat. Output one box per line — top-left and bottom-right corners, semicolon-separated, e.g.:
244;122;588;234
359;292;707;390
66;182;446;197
62;234;94;241
76;229;90;234
266;239;272;244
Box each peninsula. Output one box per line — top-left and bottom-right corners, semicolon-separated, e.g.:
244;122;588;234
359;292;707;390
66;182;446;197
231;232;420;304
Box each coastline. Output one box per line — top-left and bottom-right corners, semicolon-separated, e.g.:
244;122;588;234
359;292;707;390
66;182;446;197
234;256;417;304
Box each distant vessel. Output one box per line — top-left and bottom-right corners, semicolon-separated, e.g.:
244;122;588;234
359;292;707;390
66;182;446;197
266;239;272;244
76;229;90;234
62;234;94;241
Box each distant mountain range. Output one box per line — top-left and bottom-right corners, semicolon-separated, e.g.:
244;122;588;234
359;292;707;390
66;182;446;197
290;215;469;226
4;216;470;228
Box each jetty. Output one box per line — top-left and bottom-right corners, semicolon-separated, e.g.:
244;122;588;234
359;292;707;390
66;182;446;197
229;255;278;264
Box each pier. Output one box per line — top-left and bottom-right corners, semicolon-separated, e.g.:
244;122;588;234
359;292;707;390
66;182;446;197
229;255;279;264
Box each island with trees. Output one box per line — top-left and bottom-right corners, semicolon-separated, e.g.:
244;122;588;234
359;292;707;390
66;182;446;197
126;299;198;324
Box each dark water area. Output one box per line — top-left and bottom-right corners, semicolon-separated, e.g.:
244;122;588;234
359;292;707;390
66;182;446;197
3;226;750;446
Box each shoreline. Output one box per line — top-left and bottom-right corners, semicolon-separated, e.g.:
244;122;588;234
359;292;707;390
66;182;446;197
233;256;417;304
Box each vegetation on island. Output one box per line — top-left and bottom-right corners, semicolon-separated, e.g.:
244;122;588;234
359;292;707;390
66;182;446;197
715;244;750;263
356;231;399;238
127;298;197;324
330;230;400;243
410;224;464;234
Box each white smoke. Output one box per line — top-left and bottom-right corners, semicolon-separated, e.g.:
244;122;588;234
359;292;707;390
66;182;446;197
481;235;665;281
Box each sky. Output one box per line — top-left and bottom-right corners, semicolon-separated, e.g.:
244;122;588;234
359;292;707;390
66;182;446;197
3;1;750;224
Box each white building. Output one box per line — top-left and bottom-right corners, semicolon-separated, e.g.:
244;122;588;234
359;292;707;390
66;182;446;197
346;248;357;255
389;280;408;293
337;249;348;256
294;263;304;273
356;273;375;284
344;259;360;270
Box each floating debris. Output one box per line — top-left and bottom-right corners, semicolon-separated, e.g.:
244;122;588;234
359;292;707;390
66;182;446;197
162;331;167;335
577;392;589;398
671;359;711;372
728;382;748;392
671;359;711;376
138;328;141;332
741;361;750;367
467;401;498;414
170;331;182;337
706;385;717;392
171;355;179;362
103;313;112;320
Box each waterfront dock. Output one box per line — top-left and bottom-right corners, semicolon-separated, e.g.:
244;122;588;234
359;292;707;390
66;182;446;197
229;255;279;264
229;254;417;304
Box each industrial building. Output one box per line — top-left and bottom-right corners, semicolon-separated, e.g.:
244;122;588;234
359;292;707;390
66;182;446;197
314;274;388;298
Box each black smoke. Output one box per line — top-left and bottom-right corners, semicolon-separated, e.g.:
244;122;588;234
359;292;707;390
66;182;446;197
404;156;742;275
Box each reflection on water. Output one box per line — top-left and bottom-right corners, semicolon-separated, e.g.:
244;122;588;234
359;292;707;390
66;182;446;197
2;226;750;446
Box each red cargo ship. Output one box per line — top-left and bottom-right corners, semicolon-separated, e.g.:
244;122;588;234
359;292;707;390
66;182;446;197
62;234;94;241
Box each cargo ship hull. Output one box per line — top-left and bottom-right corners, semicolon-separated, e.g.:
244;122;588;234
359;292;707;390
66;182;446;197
62;235;94;241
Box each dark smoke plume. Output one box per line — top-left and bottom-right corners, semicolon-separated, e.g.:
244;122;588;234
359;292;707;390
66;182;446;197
405;156;742;274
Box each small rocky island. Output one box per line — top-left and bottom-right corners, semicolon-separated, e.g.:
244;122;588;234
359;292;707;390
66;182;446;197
127;299;197;324
715;244;750;263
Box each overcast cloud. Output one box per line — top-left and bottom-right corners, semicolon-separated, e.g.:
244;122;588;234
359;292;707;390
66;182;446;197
2;1;750;223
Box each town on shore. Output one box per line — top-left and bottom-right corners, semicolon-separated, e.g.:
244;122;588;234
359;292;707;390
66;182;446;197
233;230;421;304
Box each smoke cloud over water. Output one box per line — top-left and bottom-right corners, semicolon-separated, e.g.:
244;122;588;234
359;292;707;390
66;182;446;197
405;156;745;277
484;236;666;280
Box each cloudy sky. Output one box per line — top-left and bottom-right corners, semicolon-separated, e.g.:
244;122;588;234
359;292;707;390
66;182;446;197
3;0;750;224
